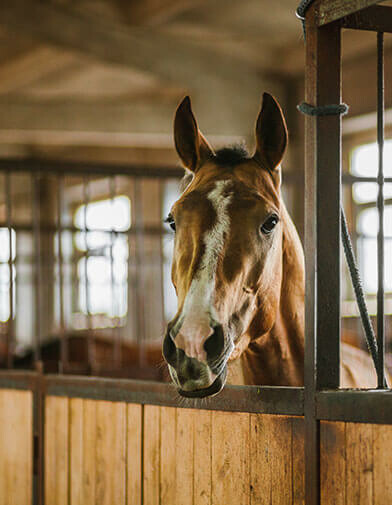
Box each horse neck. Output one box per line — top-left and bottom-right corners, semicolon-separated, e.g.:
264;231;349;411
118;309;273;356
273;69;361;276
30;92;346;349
242;203;305;386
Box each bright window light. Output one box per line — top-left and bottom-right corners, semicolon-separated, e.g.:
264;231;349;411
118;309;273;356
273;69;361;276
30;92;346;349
74;197;130;321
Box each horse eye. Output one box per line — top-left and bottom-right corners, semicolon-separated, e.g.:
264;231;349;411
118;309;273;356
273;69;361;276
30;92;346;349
165;214;176;232
260;214;279;235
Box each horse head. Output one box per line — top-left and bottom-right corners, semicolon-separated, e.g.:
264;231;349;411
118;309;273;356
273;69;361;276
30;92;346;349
162;93;299;398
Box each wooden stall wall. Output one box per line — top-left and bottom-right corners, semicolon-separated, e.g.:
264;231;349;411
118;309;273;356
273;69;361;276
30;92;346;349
321;421;392;505
44;397;305;505
0;389;33;505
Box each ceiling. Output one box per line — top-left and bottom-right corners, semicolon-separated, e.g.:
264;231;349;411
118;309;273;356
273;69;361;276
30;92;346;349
0;0;388;154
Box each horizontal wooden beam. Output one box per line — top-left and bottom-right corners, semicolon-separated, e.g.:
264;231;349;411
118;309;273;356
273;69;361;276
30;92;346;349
0;97;264;138
0;99;176;135
315;0;383;26
341;5;392;32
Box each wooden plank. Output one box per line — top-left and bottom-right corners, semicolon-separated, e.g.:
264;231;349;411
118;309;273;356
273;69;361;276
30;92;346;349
250;414;294;504
127;404;142;505
250;413;270;503
82;400;97;505
95;401;126;505
373;423;392;503
143;405;160;505
45;396;69;505
212;411;250;505
345;422;373;505
342;5;392;33
69;398;84;505
0;390;32;505
291;417;305;505
160;407;176;505
193;410;212;505
175;409;194;505
320;421;346;505
316;0;382;26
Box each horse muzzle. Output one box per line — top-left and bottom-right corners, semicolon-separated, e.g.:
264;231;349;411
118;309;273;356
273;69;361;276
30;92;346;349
162;326;229;398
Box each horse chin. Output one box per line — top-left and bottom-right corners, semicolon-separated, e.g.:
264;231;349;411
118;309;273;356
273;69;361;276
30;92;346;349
177;366;227;399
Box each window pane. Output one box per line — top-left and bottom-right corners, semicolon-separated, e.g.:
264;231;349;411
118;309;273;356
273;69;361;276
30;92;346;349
357;206;392;237
74;196;131;232
77;257;127;316
359;237;392;292
353;182;392;203
0;228;16;262
352;140;392;177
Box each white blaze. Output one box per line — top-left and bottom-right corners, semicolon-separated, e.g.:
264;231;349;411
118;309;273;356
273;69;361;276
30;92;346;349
174;180;232;360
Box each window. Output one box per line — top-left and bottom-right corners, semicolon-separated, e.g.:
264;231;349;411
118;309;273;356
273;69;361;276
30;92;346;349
0;228;16;322
73;196;131;328
350;140;392;310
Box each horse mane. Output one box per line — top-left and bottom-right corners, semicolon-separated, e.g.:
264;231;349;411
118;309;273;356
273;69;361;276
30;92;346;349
214;144;251;166
180;144;251;190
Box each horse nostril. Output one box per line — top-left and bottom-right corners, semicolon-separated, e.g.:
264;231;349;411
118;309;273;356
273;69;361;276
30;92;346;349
204;325;225;361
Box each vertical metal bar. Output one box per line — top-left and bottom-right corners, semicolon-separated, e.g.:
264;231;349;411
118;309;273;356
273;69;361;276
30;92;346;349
5;171;14;368
57;175;66;373
32;174;42;366
83;176;93;373
134;179;146;367
377;31;386;389
304;12;342;505
109;176;121;368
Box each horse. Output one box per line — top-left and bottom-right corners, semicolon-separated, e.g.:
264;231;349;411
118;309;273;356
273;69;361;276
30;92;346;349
162;92;377;398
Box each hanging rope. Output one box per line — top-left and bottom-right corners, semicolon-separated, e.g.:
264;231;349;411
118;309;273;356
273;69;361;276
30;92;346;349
297;102;349;117
296;0;316;37
298;101;387;386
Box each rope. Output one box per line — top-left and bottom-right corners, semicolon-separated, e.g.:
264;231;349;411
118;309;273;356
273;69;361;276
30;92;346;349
298;102;387;386
297;102;349;117
296;0;315;37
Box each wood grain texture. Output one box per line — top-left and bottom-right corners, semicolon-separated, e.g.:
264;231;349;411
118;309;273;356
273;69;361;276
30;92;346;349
250;414;296;505
373;423;392;504
160;406;176;505
175;409;194;505
143;405;160;505
69;398;84;505
212;411;250;505
193;410;212;505
320;421;346;505
291;417;305;505
127;403;142;505
0;389;32;505
69;399;97;505
346;422;373;505
45;396;69;505
95;401;126;505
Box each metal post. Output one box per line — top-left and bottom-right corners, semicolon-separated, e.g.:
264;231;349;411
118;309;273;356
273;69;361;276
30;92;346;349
83;176;94;373
32;174;42;366
376;31;386;389
57;175;67;373
133;179;146;367
5;172;14;368
304;10;342;505
109;176;121;369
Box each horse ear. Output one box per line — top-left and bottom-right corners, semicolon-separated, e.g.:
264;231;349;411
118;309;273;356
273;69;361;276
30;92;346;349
253;93;288;182
174;96;214;173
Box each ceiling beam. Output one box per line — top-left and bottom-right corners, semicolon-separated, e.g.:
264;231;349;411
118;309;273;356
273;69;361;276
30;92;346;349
0;46;78;94
0;96;275;139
